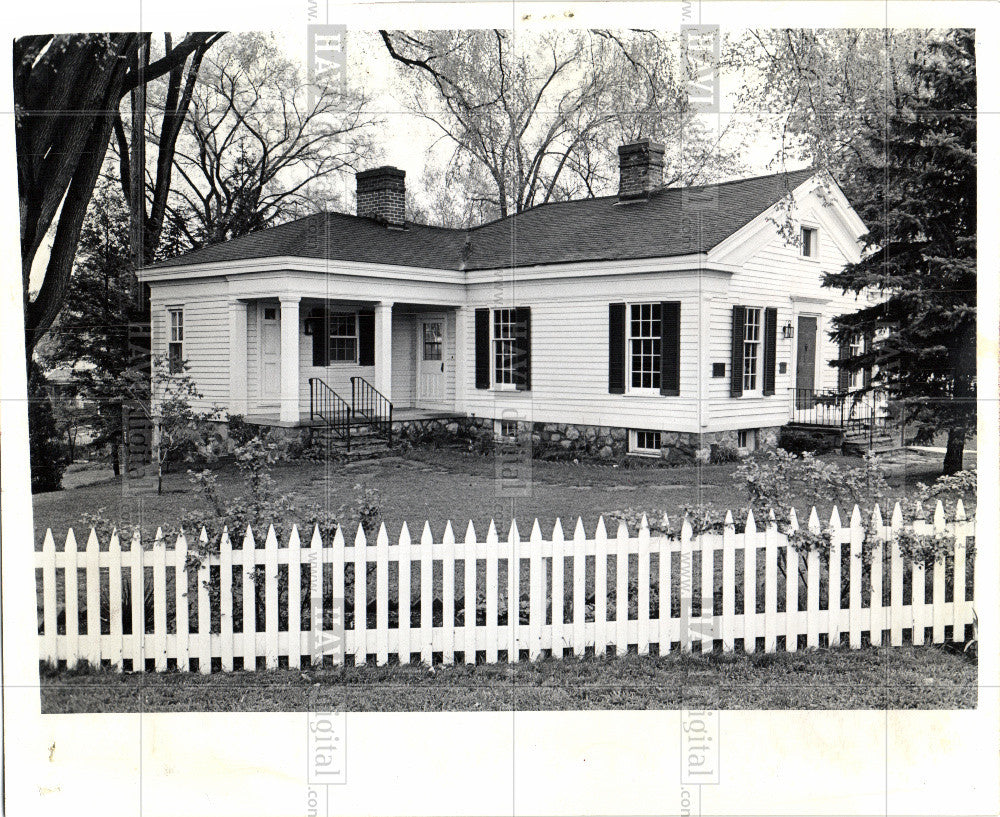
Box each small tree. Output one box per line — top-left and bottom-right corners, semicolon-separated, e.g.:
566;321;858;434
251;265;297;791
122;356;226;494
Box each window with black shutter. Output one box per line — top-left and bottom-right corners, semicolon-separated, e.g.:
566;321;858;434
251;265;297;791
762;307;777;396
474;309;490;389
730;306;745;397
609;303;626;394
357;310;375;366
513;307;531;391
659;301;681;396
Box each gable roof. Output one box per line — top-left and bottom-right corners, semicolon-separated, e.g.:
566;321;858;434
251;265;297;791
148;168;817;273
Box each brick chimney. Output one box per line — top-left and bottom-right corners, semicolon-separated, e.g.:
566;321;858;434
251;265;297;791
617;140;665;202
356;166;406;227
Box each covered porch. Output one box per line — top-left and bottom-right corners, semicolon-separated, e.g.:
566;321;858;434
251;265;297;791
228;295;466;427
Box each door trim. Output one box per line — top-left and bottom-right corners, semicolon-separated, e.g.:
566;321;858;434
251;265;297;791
257;302;281;408
415;313;448;407
793;313;820;392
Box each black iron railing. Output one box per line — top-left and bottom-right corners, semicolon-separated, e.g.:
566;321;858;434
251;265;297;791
790;388;893;446
351;376;393;445
309;377;351;451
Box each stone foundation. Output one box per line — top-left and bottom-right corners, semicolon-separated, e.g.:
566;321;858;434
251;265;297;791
393;416;782;464
231;414;782;465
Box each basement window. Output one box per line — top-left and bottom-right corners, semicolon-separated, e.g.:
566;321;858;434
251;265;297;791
629;429;661;456
737;429;756;451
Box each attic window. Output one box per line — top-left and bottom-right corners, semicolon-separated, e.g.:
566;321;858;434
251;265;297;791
800;226;818;258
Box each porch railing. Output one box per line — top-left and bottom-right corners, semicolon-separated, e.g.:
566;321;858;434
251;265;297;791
351;376;393;445
789;388;893;438
309;377;351;451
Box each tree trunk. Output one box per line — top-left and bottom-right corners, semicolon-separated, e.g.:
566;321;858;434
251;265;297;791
112;445;121;477
943;427;966;475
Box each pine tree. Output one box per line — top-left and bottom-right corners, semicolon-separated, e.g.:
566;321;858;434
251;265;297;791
41;178;139;475
825;29;976;474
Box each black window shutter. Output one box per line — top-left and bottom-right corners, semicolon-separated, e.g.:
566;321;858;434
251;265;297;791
357;310;375;366
838;337;851;392
609;303;626;394
763;307;777;396
659;301;680;396
730;306;745;397
514;307;531;391
474;308;490;389
311;309;329;366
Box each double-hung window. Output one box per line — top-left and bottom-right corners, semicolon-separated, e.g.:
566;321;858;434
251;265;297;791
847;334;863;390
327;312;357;363
801;226;818;258
741;307;763;394
475;307;531;391
628;303;662;392
493;308;517;387
167;308;184;373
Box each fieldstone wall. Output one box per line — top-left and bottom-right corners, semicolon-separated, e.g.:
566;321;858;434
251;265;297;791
239;415;783;465
390;417;784;464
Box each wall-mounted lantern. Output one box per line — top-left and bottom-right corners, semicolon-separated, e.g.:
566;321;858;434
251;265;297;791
781;321;794;339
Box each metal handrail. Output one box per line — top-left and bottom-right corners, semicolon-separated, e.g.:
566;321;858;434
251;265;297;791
309;377;351;451
789;387;892;443
350;376;393;445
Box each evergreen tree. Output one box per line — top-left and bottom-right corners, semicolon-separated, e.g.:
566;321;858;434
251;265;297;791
41;178;138;475
825;29;976;474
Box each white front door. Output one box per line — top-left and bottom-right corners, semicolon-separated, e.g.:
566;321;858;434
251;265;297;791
417;316;445;404
260;305;280;403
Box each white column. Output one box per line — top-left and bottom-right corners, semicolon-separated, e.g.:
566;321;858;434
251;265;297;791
279;295;301;423
228;300;248;416
374;301;393;400
452;306;466;412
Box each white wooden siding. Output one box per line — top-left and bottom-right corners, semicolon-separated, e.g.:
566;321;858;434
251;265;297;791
149;279;231;411
460;272;713;433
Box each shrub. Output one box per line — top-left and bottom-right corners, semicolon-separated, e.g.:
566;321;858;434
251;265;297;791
709;444;742;464
778;427;839;455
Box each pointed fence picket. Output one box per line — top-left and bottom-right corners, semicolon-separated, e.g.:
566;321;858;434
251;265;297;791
34;502;975;673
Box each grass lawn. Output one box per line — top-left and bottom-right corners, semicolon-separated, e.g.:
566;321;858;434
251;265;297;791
39;645;977;712
32;444;963;546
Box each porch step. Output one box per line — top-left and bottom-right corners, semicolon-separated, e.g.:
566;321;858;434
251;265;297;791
842;430;900;455
309;424;393;460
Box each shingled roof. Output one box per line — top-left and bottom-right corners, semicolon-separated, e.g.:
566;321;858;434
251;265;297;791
148;168;816;272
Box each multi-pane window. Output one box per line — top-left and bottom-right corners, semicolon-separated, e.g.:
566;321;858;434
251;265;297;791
742;307;762;393
801;226;818;257
629;303;661;390
493;308;516;386
168;308;184;373
847;334;863;390
630;429;661;455
327;312;357;362
423;321;443;360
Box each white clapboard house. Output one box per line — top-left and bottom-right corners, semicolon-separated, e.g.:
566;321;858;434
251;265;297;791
140;140;875;459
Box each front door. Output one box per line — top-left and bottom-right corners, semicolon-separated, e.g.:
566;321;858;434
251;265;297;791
795;315;817;409
417;316;445;404
260;305;280;403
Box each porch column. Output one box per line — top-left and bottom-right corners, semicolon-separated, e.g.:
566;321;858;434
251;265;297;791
374;301;393;400
279;295;301;423
453;306;466;412
228;300;248;416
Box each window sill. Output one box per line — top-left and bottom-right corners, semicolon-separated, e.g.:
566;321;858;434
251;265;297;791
628;450;661;458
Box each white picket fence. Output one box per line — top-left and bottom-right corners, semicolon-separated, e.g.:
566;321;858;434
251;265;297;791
36;501;974;673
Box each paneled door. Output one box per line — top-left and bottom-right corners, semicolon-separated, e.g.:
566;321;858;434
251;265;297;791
260;305;280;403
417;316;445;404
794;315;817;411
